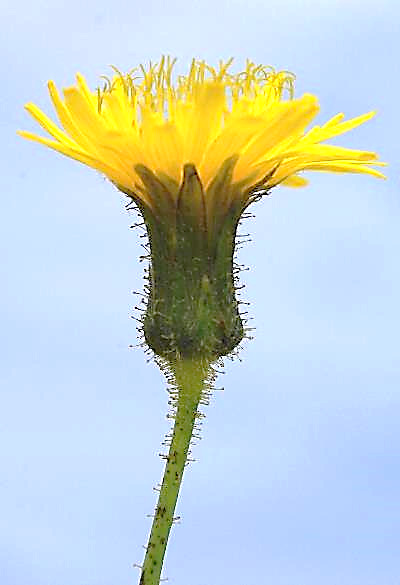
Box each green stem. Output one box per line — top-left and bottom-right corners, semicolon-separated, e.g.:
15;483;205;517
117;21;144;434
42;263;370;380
139;357;211;585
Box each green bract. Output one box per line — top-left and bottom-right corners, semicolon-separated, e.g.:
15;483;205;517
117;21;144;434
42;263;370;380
137;161;246;361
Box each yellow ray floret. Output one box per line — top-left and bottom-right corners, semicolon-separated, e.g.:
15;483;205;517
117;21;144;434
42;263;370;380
19;57;385;212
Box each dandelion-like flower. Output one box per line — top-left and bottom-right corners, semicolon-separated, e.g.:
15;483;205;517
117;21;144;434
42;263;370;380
20;57;384;207
19;57;385;585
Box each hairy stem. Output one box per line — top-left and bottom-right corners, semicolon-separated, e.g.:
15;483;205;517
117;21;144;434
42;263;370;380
139;357;211;585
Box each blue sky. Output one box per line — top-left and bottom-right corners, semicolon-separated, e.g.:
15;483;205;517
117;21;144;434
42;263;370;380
2;1;399;584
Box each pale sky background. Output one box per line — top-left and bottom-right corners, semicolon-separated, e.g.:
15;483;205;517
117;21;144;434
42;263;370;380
1;1;399;584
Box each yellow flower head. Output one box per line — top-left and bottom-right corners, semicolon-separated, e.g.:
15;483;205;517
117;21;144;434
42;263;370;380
19;57;384;215
18;58;386;361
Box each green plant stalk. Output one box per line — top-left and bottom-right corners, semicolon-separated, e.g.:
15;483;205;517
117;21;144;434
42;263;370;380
139;357;211;585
